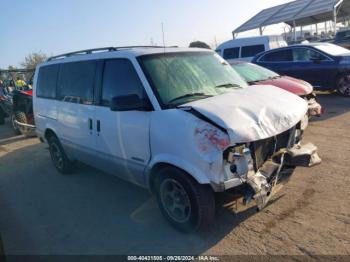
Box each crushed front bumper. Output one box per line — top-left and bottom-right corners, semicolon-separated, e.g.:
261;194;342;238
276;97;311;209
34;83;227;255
244;142;321;210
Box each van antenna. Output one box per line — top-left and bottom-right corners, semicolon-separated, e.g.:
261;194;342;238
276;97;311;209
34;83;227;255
161;22;165;52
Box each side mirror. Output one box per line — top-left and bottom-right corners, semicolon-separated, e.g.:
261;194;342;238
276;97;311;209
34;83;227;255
110;94;152;112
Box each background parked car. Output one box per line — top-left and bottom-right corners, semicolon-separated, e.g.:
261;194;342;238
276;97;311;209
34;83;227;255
252;43;350;96
215;35;287;62
230;61;323;117
333;29;350;49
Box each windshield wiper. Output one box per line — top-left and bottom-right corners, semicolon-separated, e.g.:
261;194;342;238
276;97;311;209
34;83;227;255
268;76;281;80
215;83;242;89
168;93;213;104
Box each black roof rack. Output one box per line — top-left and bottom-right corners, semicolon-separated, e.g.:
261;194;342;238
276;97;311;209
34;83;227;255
47;46;178;61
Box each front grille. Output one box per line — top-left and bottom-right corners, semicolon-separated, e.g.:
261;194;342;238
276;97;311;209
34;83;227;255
250;126;296;170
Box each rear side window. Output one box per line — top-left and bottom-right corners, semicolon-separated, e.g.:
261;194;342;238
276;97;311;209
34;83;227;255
101;59;145;106
37;65;59;99
58;61;96;104
223;47;240;59
241;45;265;58
292;48;329;62
260;49;293;62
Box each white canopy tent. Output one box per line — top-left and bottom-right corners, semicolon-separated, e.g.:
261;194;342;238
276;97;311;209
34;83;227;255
233;0;350;40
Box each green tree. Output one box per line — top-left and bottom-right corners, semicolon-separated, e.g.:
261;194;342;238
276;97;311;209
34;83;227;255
189;41;211;49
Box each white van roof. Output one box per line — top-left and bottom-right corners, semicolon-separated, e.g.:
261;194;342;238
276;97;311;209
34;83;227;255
216;35;283;50
40;46;212;67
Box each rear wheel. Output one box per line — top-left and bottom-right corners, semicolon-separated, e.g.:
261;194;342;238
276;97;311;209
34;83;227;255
154;167;215;232
337;74;350;97
48;136;75;174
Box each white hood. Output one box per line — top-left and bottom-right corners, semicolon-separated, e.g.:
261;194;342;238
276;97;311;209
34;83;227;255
182;85;308;144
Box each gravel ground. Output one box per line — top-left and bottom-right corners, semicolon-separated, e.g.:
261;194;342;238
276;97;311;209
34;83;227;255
0;92;349;257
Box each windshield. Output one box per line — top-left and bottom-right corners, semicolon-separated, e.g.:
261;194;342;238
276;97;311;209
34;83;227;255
231;62;279;83
138;52;248;107
314;44;350;56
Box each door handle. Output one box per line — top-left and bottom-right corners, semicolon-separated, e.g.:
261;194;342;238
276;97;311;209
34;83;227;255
88;118;93;130
97;120;101;133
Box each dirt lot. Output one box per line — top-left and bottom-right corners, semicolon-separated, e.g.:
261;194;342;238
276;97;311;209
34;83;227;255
0;93;349;256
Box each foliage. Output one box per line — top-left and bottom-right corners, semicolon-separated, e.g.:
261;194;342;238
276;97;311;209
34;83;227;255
21;52;47;70
189;41;211;49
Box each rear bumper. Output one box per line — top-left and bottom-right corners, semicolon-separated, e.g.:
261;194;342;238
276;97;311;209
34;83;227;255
14;120;36;136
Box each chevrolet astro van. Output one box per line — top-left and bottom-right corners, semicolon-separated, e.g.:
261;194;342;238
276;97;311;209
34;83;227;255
33;46;310;232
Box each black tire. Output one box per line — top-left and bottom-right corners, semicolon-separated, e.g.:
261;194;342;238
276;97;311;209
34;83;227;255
337;74;350;97
154;167;215;232
11;113;21;135
48;135;75;174
0;108;5;125
13;111;30;135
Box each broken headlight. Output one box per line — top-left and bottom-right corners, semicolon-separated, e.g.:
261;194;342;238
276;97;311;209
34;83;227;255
224;145;254;180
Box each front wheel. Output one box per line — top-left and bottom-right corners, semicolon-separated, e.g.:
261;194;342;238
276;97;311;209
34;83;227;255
337;74;350;97
48;136;75;174
154;167;215;232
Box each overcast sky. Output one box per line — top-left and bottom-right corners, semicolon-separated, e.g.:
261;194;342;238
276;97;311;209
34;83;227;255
0;0;292;68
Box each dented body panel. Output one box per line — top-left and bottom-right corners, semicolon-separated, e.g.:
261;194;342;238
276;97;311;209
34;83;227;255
146;85;309;193
182;85;308;144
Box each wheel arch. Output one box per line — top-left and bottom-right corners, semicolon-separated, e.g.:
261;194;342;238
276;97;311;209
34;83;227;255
146;156;211;193
44;128;58;142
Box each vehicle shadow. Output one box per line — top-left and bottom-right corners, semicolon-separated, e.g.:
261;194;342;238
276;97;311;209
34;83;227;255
311;92;350;122
0;142;287;255
0;119;27;145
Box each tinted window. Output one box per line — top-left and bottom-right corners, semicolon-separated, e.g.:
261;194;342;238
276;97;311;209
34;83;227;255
292;48;328;62
58;61;96;104
260;49;293;62
223;47;240;59
37;65;59;98
241;45;265;58
101;59;145;106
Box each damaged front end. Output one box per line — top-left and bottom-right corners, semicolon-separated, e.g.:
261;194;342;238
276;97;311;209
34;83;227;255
223;124;321;211
302;93;324;117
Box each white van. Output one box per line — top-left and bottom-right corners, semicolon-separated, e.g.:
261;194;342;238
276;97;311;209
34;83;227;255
33;46;310;232
216;36;287;62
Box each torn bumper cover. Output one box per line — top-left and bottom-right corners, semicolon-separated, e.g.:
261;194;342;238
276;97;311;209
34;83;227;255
307;98;323;117
245;142;321;210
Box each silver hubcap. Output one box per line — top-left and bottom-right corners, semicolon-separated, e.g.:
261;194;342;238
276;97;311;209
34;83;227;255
160;179;191;223
338;76;350;96
50;143;64;169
